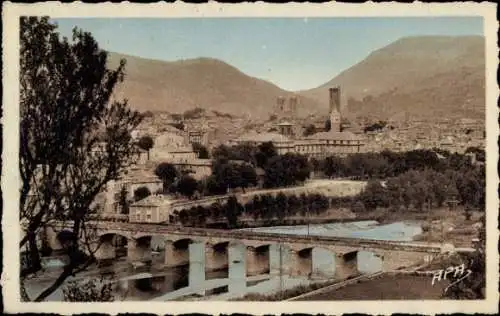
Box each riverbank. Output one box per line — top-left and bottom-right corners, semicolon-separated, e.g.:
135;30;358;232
297;273;448;300
235;207;481;247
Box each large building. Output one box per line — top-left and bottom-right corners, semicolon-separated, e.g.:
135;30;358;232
275;95;299;118
230;87;365;158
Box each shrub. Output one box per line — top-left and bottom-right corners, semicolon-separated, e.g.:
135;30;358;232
62;278;114;302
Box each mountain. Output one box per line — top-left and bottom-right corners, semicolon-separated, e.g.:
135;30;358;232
107;53;320;118
300;36;485;121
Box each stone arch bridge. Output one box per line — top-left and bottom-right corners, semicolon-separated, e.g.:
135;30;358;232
45;221;452;281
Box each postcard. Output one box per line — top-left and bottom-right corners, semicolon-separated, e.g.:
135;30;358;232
2;1;498;314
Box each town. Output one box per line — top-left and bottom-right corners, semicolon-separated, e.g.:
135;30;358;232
16;15;487;305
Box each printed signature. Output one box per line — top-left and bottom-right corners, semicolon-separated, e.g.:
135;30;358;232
430;263;473;293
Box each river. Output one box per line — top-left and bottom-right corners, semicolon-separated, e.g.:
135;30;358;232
25;220;423;301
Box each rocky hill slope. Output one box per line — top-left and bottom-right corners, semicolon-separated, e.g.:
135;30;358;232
107;53;320;119
300;36;485;121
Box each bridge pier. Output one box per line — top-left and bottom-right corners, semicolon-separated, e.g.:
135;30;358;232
289;248;313;277
376;250;425;272
128;237;152;264
189;242;206;296
246;245;270;276
205;242;229;272
44;226;63;252
269;244;282;276
334;251;358;280
228;243;246;295
164;240;190;268
94;235;116;263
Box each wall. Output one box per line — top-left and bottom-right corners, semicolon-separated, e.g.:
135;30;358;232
129;205;172;223
127;180;163;198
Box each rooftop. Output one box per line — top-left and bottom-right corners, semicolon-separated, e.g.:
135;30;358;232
131;194;177;207
236;132;292;143
305;131;363;141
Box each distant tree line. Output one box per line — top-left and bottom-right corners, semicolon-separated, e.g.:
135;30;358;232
170;162;484;228
358;166;485;212
210;142;311;190
312;149;476;180
146;147;484;224
172;193;337;228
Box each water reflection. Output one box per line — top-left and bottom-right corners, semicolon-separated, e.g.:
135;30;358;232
29;221;421;301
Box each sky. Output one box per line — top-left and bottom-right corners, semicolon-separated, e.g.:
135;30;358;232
52;17;483;91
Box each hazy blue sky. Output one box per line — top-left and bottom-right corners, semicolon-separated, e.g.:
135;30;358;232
52;17;483;91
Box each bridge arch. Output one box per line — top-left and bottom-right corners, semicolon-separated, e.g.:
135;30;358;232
49;229;75;252
171;238;196;248
56;230;75;243
98;230;131;240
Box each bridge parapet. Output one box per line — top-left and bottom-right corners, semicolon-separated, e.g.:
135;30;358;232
51;221;444;254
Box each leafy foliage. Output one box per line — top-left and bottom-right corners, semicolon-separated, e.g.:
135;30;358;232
442;216;485;299
192;142;209;159
171;192;333;228
137;135;154;159
154;162;179;190
62;278;114;302
205;160;258;195
176;175;199;198
20;17;142;301
263;153;311;188
133;186;151;201
116;186;130;214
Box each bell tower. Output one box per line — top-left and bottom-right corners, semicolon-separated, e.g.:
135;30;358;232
329;87;341;132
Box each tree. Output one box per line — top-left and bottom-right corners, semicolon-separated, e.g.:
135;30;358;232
321;156;344;178
192;142;209;159
359;180;389;210
442;216;485;299
63;277;114;302
137;135;154;159
263;153;311;188
275;192;288;220
351;200;366;213
20;17;142;301
134;186;151;202
116;186;130;214
211;144;232;161
154;162;179;191
177;175;198;198
239;163;258;191
303;124;317;137
255;141;278;168
224;195;243;228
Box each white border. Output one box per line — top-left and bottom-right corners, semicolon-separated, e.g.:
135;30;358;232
2;1;499;314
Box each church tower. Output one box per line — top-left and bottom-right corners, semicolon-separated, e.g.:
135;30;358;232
329;87;341;132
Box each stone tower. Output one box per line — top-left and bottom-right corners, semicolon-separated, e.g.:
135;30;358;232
276;96;286;113
288;96;298;118
329;87;341;132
